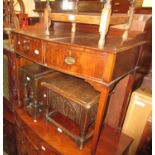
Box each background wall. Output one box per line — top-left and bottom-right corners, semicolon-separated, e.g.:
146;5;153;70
22;0;152;17
22;0;39;17
142;0;152;7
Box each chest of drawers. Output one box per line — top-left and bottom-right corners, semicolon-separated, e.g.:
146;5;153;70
15;110;60;155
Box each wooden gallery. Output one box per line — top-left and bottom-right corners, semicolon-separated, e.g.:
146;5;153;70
3;0;152;155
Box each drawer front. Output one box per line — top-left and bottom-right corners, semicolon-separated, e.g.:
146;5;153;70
25;127;59;155
16;35;43;63
15;113;60;155
45;42;113;82
16;130;39;155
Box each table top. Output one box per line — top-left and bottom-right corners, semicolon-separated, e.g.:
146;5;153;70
12;26;146;53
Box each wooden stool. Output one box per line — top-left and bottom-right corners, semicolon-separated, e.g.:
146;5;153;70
41;72;100;149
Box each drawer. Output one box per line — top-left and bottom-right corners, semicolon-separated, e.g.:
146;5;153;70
16;35;43;63
25;126;59;155
16;129;39;155
38;140;58;155
45;42;114;82
15;113;60;155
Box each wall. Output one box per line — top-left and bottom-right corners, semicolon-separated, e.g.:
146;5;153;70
142;0;152;7
22;0;152;17
22;0;39;17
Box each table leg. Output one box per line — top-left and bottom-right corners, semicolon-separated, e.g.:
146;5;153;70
91;87;110;155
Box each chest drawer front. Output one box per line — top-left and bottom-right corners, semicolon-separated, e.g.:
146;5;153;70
16;35;43;63
45;42;113;82
15;112;60;155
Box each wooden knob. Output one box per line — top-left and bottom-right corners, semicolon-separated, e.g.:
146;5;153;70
41;145;46;151
23;40;30;52
17;41;21;45
34;49;40;55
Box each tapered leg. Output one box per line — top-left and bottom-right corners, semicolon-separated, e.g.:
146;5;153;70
91;87;110;155
118;72;135;128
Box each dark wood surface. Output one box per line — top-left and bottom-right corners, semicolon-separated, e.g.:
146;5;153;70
13;27;146;52
15;105;133;155
3;99;15;124
12;27;147;84
3;101;17;155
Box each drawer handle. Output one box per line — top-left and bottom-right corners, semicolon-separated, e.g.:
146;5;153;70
43;93;47;98
64;56;76;65
26;76;31;81
17;41;21;45
23;41;30;52
34;49;39;55
57;127;62;133
41;146;46;151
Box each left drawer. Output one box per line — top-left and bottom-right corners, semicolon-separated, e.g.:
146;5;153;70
16;34;44;63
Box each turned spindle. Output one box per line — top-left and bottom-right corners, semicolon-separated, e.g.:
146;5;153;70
122;0;135;41
98;0;112;48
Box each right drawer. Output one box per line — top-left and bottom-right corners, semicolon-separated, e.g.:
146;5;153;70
45;42;114;83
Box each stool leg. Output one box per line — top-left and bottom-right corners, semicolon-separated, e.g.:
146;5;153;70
79;110;90;149
23;83;29;109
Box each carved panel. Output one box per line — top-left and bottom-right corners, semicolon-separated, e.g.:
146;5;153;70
48;91;81;125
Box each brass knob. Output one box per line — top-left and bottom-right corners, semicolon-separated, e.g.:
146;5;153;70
23;40;30;52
